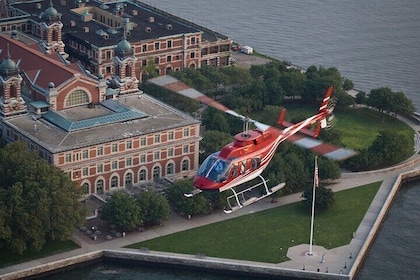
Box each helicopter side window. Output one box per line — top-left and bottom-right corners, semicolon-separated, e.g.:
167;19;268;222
251;158;261;170
230;164;239;178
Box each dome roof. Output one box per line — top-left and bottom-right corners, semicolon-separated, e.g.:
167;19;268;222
116;38;132;53
42;2;60;22
0;56;17;72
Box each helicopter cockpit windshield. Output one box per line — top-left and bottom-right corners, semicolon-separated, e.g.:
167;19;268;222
198;152;231;183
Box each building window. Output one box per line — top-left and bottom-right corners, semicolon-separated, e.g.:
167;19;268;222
182;159;189;171
166;162;174;175
190;52;195;59
167;55;172;62
126;158;132;167
183;128;190;137
111;176;118;188
65;153;71;163
154;57;159;64
139;169;147;181
82;183;90;194
168;131;174;140
126;140;132;149
112;143;118;153
82;167;89;177
191;37;196;45
140;137;146;146
154;134;160;143
66;89;89;107
142;44;147;52
167;40;172;48
142;59;147;66
168;148;174;157
183;145;189;154
112;161;118;170
154;42;160;50
97;164;103;173
97;147;103;156
82;150;89;159
140;154;146;163
154;151;160;160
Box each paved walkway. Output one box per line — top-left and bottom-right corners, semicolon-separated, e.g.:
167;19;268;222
1;114;420;279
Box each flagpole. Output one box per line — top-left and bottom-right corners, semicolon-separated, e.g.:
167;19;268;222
308;156;318;256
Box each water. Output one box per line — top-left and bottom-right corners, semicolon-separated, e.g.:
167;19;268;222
149;0;420;110
48;0;420;278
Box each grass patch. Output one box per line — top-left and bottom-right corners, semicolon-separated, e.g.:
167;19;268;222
127;182;381;263
256;105;413;150
0;240;79;268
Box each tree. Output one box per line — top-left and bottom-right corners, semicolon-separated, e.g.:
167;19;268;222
136;191;170;226
165;180;212;217
101;192;142;231
301;186;335;212
199;130;232;162
0;142;86;254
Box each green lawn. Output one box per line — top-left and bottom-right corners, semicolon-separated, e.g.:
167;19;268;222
256;105;414;150
128;182;381;263
0;240;79;268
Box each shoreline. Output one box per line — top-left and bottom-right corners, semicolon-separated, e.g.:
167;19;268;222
1;163;419;280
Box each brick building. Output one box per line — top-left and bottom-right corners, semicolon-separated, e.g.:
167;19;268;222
0;29;201;195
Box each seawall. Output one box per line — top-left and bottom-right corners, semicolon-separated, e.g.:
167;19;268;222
1;169;419;280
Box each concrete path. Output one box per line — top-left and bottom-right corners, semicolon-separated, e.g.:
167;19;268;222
1;115;420;279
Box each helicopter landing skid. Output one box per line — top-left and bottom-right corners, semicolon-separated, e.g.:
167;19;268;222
224;176;286;214
184;188;202;198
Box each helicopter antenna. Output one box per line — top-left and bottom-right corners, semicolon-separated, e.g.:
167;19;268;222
242;117;250;137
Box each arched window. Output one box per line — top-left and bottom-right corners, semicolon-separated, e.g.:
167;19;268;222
66;89;89;107
96;179;104;194
153;166;160;180
182;159;189;171
125;173;133;187
111;176;118;188
139;169;147;181
82;182;90;194
166;162;174;175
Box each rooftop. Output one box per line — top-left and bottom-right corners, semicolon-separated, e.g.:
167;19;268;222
4;93;200;153
11;0;226;48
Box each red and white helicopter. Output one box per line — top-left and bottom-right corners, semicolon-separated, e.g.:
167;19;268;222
149;76;357;213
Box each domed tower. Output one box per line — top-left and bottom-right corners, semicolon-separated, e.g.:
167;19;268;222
39;0;65;56
112;18;138;95
0;45;26;117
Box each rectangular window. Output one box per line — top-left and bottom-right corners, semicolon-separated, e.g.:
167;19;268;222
190;52;195;59
126;140;132;149
183;145;189;154
154;134;160;143
97;164;103;173
140;137;146;146
82;150;89;159
142;59;147;66
154;151;160;160
167;55;172;62
142;44;147;52
154;57;159;64
183;127;190;137
126;158;132;167
155;42;160;50
167;40;172;48
65;153;71;163
82;167;89;176
140;154;146;163
112;143;118;153
168;131;174;140
97;147;103;156
112;161;118;170
168;148;174;157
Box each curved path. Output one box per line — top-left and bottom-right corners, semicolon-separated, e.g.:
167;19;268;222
1;115;420;280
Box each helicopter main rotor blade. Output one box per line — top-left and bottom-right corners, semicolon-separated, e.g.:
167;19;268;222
148;75;271;131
